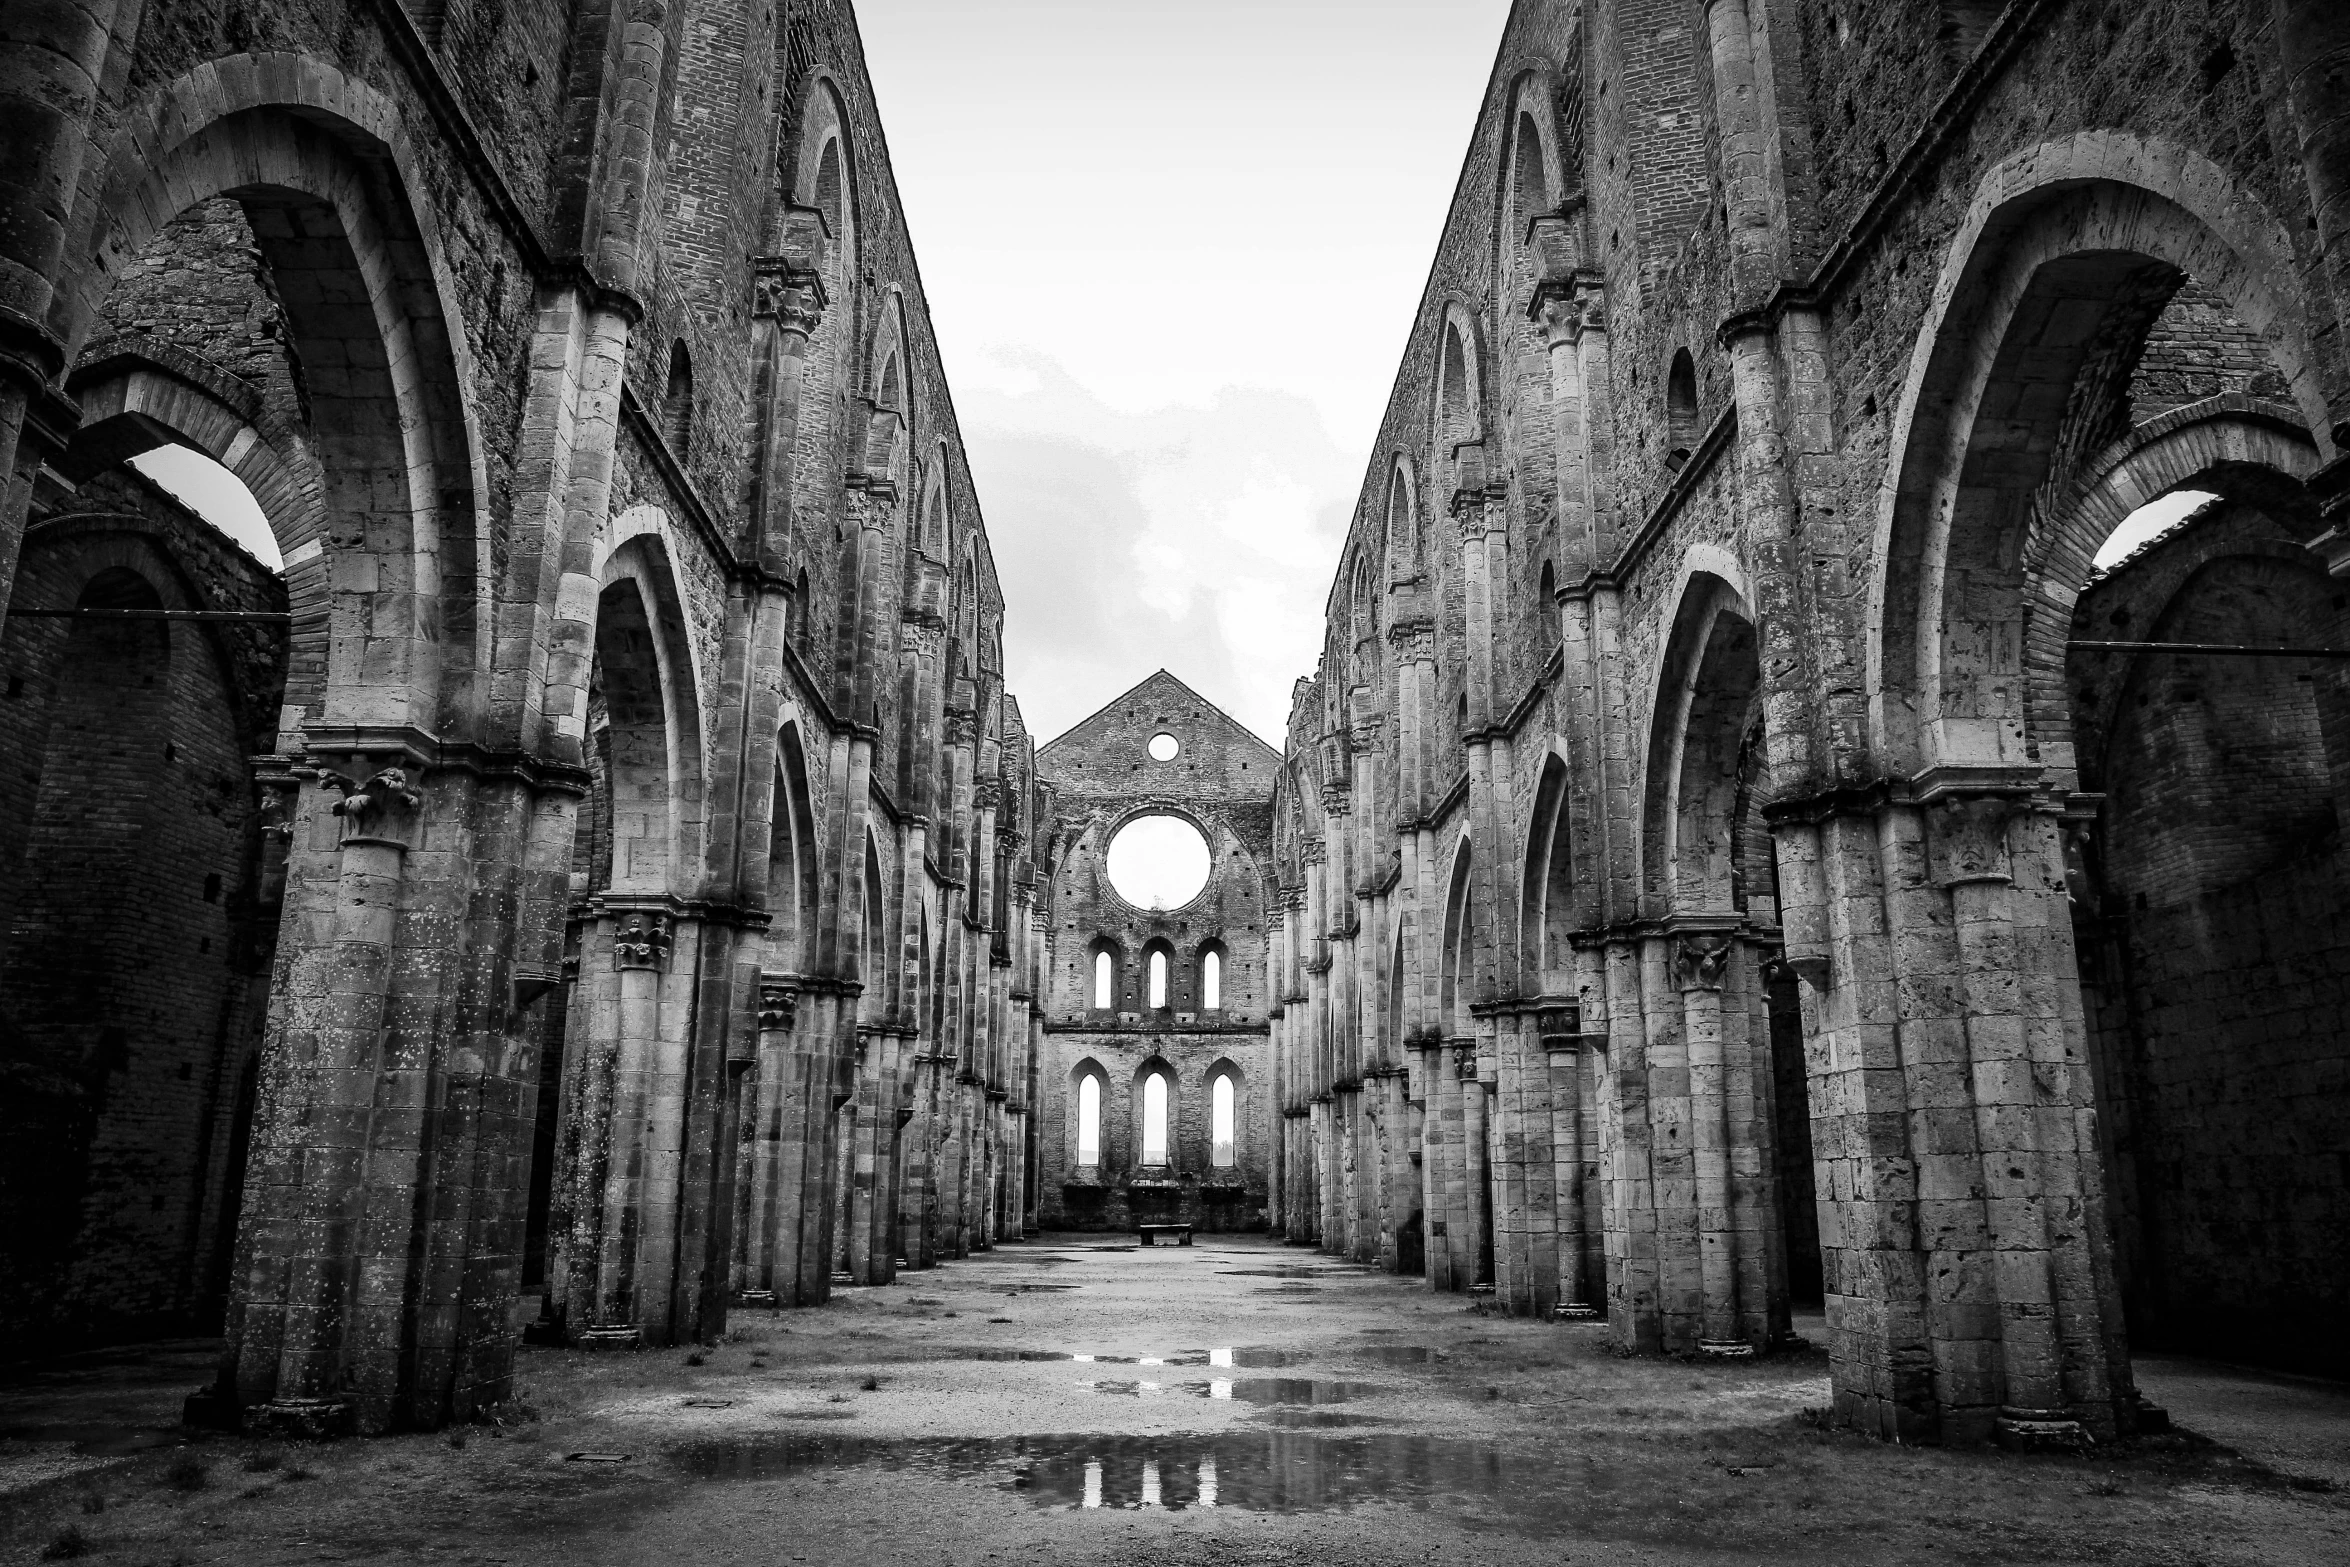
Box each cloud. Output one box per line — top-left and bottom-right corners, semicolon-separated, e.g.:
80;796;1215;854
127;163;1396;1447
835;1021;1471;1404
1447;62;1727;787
963;350;1353;743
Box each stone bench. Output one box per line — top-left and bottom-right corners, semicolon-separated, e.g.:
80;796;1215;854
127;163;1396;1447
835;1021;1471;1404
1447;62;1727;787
1136;1223;1193;1247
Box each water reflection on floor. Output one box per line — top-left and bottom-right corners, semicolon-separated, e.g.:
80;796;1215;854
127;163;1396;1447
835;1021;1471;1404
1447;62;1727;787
673;1431;1573;1524
1073;1377;1387;1403
946;1346;1440;1370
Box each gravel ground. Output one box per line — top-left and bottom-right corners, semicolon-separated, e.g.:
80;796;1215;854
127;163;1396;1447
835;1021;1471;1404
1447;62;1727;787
1;1235;2343;1565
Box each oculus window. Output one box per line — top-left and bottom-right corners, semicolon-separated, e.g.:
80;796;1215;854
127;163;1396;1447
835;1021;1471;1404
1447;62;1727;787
1105;814;1211;910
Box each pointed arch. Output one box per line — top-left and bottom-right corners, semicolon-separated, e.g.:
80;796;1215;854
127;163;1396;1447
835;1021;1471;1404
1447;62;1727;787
1439;833;1477;1035
768;718;821;973
590;526;709;899
1521;748;1575;992
1643;570;1762;913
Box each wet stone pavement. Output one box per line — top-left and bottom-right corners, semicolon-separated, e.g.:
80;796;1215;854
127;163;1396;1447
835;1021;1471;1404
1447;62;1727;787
1;1236;2346;1565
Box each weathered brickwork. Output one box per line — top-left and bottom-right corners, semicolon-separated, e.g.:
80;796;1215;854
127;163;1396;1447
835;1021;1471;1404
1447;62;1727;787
1272;0;2350;1448
0;469;286;1346
0;0;1048;1438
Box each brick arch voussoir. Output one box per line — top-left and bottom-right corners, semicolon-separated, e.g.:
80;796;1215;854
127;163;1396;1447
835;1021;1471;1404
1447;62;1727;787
2018;403;2324;777
69;360;327;560
64;56;490;737
1868;132;2326;773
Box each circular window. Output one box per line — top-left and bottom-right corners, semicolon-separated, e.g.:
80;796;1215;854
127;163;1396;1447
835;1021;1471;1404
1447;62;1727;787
1105;813;1212;910
1148;732;1180;762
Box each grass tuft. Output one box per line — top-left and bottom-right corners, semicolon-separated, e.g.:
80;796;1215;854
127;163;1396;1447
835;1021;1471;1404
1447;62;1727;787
39;1524;89;1560
163;1452;209;1492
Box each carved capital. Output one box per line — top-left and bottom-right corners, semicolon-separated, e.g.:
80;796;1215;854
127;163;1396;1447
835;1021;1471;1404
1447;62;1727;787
1925;795;2023;887
318;765;421;849
752;262;826;335
1673;934;1733;992
614;912;671;972
758;975;798;1031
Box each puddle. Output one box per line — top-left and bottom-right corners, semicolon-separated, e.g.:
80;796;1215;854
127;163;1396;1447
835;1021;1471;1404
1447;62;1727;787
1078;1380;1179;1397
1207;1345;1438;1368
1254;1411;1393;1429
671;1431;1602;1527
770;1411;860;1421
998;1284;1081;1293
1201;1378;1387;1405
953;1349;1081;1363
1218;1268;1345;1280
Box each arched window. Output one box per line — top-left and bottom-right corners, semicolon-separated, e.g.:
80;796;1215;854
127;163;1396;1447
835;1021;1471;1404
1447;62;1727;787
1666;349;1697;471
1211;1074;1236;1167
1141;1072;1169;1165
1093;949;1114;1010
1202;949;1222;1011
1077;1075;1102;1167
662;339;694;458
1147;949;1168;1008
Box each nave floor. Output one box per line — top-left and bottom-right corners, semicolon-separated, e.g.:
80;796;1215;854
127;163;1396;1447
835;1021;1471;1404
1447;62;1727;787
1;1236;2344;1565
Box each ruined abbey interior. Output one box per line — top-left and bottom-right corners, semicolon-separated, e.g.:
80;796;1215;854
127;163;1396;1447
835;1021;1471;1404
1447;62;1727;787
0;0;2347;1560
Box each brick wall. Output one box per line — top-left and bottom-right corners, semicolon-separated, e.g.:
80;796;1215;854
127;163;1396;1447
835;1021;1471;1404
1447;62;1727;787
0;469;287;1344
2072;505;2350;1375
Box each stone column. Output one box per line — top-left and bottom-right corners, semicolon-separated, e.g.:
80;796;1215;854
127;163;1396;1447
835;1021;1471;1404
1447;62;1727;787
1674;932;1749;1354
1542;1017;1600;1318
229;764;422;1433
1601;936;1657;1349
0;0;120;611
747;265;826;570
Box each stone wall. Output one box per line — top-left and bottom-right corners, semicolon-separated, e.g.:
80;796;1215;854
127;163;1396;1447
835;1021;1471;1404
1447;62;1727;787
0;0;1050;1436
1033;671;1281;1236
1269;0;2350;1445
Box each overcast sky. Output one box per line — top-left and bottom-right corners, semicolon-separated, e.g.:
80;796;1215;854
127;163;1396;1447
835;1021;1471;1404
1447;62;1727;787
138;1;1516;748
856;0;1513;743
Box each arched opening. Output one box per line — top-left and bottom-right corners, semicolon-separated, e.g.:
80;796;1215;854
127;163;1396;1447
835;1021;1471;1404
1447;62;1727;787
1075;1069;1105;1170
1088;939;1122;1012
2069;496;2348;1374
0;554;274;1342
1665;350;1698;472
1140;1070;1170;1167
1200;945;1223;1011
0;86;484;1349
1873;163;2339;1382
662;339;694;458
1647;575;1816;1320
1146;947;1170;1010
1522;752;1575;993
1437;841;1494;1290
1210;1073;1237;1168
1386;462;1419;572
